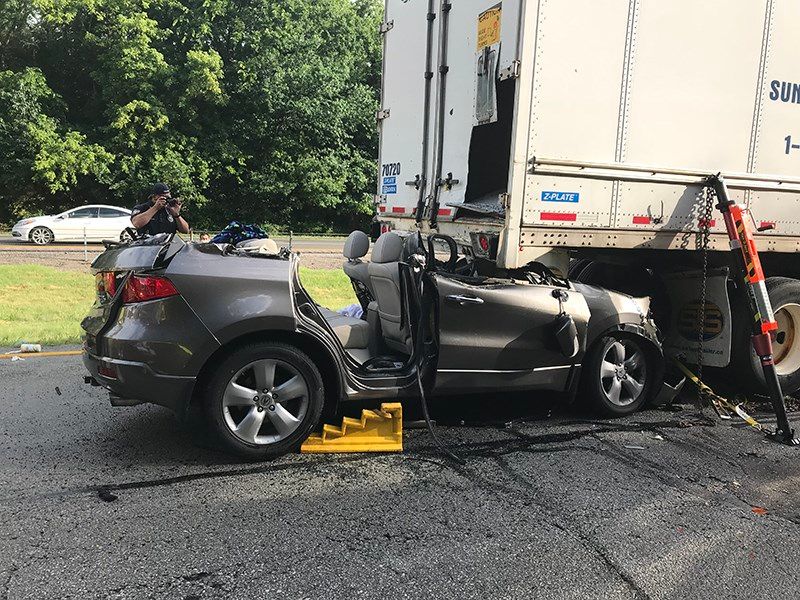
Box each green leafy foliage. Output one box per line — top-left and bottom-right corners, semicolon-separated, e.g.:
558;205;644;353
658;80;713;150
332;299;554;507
0;0;382;230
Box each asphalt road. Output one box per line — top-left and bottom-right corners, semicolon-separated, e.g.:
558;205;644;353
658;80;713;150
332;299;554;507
2;353;800;599
0;236;346;253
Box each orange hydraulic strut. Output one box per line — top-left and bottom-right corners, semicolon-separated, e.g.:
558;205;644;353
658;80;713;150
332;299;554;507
709;174;797;444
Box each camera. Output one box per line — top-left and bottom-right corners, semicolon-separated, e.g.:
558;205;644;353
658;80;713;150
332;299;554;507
166;197;181;207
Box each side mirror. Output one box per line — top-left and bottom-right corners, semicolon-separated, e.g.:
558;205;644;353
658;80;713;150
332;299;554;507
553;313;579;358
56;215;65;220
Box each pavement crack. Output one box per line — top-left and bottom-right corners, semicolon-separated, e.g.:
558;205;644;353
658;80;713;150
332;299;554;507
1;564;18;600
445;454;651;600
493;455;651;599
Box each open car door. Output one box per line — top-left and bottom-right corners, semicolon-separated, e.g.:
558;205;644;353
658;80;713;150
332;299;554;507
398;249;440;401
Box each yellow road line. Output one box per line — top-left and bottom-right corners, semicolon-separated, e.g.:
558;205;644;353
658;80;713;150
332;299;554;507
0;350;83;360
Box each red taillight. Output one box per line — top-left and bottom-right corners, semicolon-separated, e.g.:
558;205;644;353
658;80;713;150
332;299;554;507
478;234;490;252
96;272;117;299
122;275;179;304
98;362;117;379
103;272;116;296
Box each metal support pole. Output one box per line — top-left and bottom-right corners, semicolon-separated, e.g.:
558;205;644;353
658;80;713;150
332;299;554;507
83;227;88;262
709;174;797;444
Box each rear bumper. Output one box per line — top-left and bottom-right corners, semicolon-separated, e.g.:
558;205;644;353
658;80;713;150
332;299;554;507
83;350;196;414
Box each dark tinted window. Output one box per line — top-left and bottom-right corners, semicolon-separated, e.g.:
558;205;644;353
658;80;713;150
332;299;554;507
99;208;128;218
68;207;98;219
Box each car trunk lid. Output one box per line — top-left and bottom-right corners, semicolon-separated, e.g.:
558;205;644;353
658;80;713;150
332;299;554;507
82;235;185;349
91;233;183;273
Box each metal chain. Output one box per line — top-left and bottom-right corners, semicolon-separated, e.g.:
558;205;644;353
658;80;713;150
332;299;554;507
695;185;715;408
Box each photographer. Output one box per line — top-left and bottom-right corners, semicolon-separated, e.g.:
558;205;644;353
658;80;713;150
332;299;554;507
130;182;190;236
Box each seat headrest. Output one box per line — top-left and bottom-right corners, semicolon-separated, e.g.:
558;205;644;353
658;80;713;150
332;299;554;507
343;230;369;259
402;233;421;260
371;232;404;264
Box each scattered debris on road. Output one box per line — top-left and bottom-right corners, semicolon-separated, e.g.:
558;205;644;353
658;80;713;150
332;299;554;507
97;488;118;502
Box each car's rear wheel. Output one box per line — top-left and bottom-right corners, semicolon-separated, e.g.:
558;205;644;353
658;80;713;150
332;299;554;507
583;335;656;416
204;342;324;459
30;226;54;245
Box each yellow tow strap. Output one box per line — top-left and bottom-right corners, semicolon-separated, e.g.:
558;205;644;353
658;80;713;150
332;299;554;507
672;359;769;433
0;350;83;360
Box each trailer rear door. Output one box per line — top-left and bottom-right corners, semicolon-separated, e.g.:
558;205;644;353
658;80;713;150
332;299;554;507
420;1;522;224
377;0;434;220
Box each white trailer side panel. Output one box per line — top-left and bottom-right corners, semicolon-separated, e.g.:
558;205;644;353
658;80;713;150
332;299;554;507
521;0;631;230
520;0;800;253
623;1;764;171
376;0;800;265
750;0;800;237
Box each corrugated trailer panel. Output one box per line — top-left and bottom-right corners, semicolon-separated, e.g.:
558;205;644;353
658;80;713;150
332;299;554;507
623;1;764;172
376;0;800;256
522;0;630;230
528;0;628;164
750;0;800;236
522;0;800;243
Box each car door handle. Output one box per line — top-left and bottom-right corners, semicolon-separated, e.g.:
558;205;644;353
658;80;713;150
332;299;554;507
445;294;484;305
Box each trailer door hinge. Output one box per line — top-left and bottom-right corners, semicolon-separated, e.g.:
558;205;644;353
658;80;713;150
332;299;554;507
376;108;390;121
499;60;521;81
405;174;423;190
500;192;511;210
379;20;394;34
437;172;459;190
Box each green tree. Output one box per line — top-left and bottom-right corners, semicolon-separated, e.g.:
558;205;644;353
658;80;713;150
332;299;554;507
0;0;382;231
0;67;112;218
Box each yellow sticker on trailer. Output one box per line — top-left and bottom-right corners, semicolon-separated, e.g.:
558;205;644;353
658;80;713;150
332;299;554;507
477;5;501;50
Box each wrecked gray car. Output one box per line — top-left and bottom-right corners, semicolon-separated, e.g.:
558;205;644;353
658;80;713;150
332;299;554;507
81;231;665;459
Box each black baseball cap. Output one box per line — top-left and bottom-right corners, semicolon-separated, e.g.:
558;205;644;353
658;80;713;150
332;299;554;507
152;182;170;195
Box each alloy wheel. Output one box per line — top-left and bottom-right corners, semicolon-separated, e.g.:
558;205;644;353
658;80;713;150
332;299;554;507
30;227;53;245
222;358;310;445
599;339;647;407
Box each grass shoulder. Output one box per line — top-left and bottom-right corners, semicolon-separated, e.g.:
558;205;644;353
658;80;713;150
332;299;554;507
0;264;356;347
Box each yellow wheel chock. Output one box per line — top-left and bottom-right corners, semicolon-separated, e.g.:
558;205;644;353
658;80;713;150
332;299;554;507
301;402;403;453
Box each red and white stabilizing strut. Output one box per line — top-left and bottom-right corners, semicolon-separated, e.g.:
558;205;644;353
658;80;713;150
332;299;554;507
709;174;797;444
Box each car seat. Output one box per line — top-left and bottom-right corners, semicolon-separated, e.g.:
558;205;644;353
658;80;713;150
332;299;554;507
368;232;411;354
343;231;374;310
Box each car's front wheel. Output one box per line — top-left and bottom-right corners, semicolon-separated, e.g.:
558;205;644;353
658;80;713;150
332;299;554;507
204;342;325;459
29;226;54;245
583;335;656;416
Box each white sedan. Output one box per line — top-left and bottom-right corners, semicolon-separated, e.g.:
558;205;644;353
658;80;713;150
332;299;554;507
11;205;134;245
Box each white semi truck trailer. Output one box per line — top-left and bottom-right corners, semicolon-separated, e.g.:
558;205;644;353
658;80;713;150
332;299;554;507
374;0;800;394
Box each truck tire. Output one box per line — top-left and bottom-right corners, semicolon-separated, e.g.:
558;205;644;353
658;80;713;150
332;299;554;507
732;277;800;395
